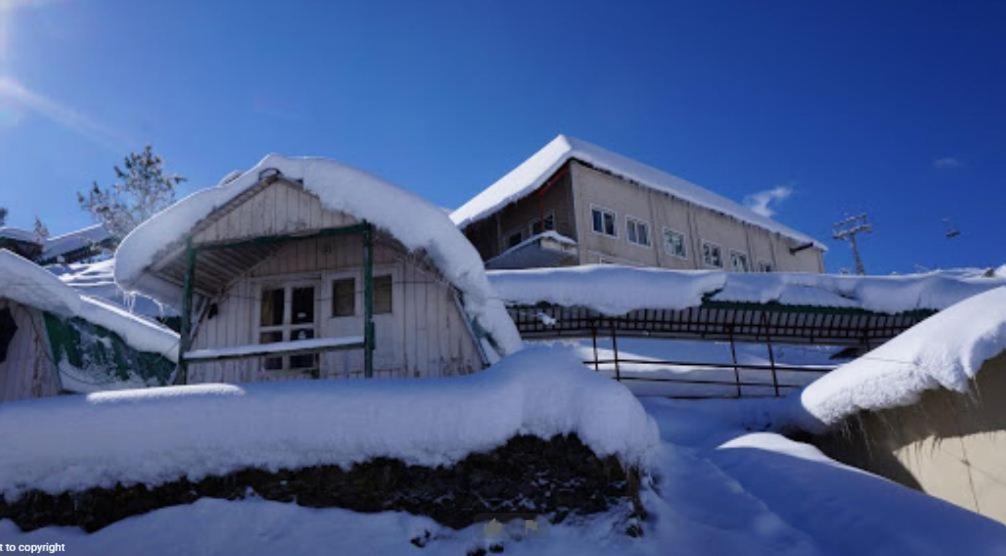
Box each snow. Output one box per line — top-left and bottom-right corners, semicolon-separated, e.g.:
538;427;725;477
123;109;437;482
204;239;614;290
0;249;178;362
115;154;521;359
489;264;1006;315
0;226;40;244
49;257;174;319
793;286;1006;430
450;135;825;249
0;346;657;499
39;223;112;262
184;335;364;361
6;397;1004;555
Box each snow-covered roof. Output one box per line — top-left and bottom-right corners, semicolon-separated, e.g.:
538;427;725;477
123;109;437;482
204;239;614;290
40;223;113;261
0;227;40;244
115;154;522;358
450;135;826;250
49;258;175;319
488;265;1006;316
794;287;1006;430
0;250;178;362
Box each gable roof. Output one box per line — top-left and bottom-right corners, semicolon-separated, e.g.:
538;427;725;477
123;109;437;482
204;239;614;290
450;135;826;250
114;154;522;359
40;224;113;262
0;249;178;362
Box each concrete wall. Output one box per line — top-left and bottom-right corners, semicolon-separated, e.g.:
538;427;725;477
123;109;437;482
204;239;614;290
813;352;1006;524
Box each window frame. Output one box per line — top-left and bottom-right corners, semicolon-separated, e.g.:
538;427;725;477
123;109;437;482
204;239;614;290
330;275;357;318
527;210;556;237
372;274;393;315
758;261;774;273
255;280;320;373
504;228;524;250
729;250;750;272
589;204;618;238
625;215;652;248
701;240;724;269
662;227;688;259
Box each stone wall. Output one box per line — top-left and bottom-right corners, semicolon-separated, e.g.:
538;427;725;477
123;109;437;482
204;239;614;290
2;434;642;533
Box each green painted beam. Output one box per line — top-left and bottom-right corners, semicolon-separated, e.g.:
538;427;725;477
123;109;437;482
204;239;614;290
193;223;371;253
362;221;374;378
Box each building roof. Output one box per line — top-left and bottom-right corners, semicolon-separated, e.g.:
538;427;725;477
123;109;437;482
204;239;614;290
0;249;178;362
450;135;826;250
114;154;522;359
40;224;113;262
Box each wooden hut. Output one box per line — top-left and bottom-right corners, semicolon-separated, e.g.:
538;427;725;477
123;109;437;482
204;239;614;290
114;155;522;384
0;250;178;402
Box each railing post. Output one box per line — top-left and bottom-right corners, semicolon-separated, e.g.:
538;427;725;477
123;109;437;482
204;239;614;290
728;324;741;398
762;313;779;397
591;326;599;372
610;327;621;382
362;221;374;379
175;239;197;385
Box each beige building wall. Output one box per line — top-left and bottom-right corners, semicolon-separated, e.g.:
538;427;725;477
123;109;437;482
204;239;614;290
0;299;61;402
569;161;824;272
814;352;1006;524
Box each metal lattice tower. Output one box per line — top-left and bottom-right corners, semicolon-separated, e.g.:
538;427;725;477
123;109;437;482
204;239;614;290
833;214;872;275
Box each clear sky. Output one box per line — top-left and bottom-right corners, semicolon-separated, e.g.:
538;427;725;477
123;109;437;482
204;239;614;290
0;0;1003;274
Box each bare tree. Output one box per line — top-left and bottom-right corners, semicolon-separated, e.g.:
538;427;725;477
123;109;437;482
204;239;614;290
33;216;49;243
78;146;186;238
0;207;7;227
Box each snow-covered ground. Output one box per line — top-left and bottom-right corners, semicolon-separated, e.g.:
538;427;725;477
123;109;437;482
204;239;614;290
4;396;1003;555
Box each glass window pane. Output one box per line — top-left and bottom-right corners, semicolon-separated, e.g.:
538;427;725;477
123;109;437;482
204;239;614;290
639;223;650;246
291;287;315;324
592;209;603;233
604;212;615;236
332;278;355;317
374;275;393;314
544;214;555;231
627;221;637;243
260;288;284;327
289;328;316;369
259;330;283;370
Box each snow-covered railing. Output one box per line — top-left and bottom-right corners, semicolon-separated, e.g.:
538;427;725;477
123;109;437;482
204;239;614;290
183;336;365;363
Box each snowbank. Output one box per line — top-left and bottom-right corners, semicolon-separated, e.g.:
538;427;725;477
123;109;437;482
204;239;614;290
0;346;658;498
115;154;521;359
450;135;824;249
0;250;178;361
488;264;1006;315
793;287;1006;430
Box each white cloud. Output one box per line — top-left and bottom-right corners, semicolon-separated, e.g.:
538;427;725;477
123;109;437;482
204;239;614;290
933;157;964;169
0;75;130;150
744;185;792;218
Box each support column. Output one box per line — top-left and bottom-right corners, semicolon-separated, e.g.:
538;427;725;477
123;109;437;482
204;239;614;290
362;222;375;378
591;326;599;372
762;313;779;397
728;324;741;398
610;327;621;382
176;239;197;385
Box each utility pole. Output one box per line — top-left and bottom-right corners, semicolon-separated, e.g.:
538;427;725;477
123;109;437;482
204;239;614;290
833;214;871;275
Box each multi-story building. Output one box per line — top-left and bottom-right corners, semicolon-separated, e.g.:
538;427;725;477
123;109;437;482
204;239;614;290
452;135;826;272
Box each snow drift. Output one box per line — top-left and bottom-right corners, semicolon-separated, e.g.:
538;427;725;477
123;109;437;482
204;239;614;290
488;264;1006;315
792;286;1006;430
114;154;522;359
0;346;658;498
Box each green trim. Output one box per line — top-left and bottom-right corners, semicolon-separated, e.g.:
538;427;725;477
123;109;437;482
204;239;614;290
362;221;374;378
194;223;371;252
176;239;197;385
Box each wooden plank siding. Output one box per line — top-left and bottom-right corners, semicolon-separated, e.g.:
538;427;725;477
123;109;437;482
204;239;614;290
184;180;484;383
0;300;61;402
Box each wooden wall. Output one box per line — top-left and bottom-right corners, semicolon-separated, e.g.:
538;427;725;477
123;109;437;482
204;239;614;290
0;299;61;402
185;180;485;383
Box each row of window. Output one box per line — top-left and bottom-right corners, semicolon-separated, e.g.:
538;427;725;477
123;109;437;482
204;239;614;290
257;276;394;372
590;206;774;272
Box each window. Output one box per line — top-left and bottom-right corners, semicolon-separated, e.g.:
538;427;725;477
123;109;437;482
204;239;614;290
258;284;319;372
505;230;523;249
374;275;393;314
730;250;750;272
701;241;723;268
626;217;651;247
528;211;556;236
663;228;687;259
591;207;617;237
758;261;774;273
331;278;355;317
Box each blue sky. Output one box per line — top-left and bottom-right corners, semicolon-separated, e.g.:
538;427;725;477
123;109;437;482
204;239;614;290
0;0;1002;274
